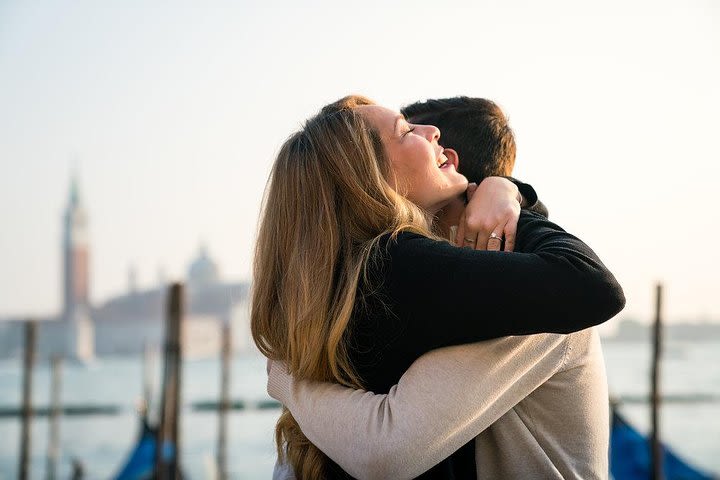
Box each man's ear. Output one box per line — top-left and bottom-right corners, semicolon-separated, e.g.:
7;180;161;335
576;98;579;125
444;148;460;170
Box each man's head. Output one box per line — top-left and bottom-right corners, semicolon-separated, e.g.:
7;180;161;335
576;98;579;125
401;97;516;183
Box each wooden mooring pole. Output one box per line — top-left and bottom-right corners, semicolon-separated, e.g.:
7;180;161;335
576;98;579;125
142;342;154;420
156;283;184;480
650;283;664;480
46;355;62;480
217;317;232;480
19;320;37;480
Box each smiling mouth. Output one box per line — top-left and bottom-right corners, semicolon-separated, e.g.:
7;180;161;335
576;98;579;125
438;152;452;169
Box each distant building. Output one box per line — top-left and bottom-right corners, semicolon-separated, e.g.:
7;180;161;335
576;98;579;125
90;245;249;358
61;174;95;361
0;175;250;360
188;245;219;286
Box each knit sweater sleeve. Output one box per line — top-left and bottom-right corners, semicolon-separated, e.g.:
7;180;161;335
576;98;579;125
372;210;624;359
269;334;570;480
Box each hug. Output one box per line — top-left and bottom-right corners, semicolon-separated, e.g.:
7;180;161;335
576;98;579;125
252;95;625;479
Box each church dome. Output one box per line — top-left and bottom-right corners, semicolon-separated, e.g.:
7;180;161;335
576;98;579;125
187;246;219;285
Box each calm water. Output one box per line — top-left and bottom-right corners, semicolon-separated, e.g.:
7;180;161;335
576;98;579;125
0;340;718;479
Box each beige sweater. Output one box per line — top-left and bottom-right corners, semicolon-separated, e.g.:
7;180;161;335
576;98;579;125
268;328;608;480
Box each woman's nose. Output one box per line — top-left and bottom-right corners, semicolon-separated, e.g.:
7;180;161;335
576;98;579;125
424;125;441;143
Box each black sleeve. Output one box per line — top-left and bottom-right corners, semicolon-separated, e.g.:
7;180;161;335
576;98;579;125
503;176;549;218
375;211;624;357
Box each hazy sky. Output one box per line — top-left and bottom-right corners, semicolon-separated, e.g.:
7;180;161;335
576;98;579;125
1;0;718;323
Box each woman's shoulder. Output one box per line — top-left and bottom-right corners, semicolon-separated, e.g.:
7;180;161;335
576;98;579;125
378;230;441;249
374;230;456;264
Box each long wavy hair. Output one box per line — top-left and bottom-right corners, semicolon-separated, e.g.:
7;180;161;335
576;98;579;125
251;95;435;478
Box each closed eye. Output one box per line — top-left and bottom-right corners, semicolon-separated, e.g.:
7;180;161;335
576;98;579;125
402;127;416;137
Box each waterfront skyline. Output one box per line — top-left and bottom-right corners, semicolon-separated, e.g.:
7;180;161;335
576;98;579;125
1;1;719;322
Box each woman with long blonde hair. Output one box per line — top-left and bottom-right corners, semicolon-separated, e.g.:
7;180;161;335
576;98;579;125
252;95;624;478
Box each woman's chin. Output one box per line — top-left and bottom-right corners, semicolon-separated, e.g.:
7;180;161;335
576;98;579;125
451;177;469;194
444;168;468;189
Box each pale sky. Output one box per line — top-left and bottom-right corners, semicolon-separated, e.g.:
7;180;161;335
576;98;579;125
1;0;718;323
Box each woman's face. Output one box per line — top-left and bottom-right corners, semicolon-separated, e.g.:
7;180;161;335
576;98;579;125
356;105;468;213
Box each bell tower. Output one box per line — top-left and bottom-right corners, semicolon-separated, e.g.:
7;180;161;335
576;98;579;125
63;175;89;314
62;174;94;361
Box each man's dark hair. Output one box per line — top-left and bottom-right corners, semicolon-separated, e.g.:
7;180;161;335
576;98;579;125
401;97;516;183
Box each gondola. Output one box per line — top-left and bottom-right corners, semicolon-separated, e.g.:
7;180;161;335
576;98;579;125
611;409;717;480
112;415;177;480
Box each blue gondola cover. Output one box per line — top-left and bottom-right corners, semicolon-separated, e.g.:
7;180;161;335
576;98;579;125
113;418;176;480
611;409;716;480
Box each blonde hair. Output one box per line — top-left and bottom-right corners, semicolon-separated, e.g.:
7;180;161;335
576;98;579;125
251;95;434;478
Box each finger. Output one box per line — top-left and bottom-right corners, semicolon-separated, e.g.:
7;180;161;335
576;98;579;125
462;228;478;248
464;236;478;248
487;238;502;251
486;238;502;251
458;217;479;248
475;222;493;251
466;182;478;202
503;220;517;252
484;228;504;252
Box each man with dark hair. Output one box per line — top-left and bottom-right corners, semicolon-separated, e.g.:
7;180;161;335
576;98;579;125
401;96;517;180
402;96;547;248
270;98;610;480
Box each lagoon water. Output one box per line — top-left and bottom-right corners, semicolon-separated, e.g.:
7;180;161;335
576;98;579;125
0;340;718;479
